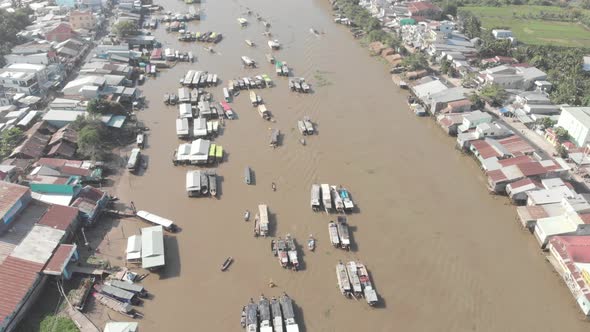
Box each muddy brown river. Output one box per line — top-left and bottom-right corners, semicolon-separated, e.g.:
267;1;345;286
100;0;590;330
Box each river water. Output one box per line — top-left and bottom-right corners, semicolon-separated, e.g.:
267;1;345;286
103;0;590;330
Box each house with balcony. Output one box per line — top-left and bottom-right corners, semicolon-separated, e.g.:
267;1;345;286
0;64;49;97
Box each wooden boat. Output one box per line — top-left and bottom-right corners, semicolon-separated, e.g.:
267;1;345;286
136;210;178;232
221;257;233;271
245;166;252;184
245;300;258;332
300;138;306;146
337;216;350;250
258;295;272;331
237;17;248;26
303;116;314;134
244;210;250;221
357;262;378;306
273;238;289;267
106;280;148;298
286;234;299;271
240;306;247;328
339;188;354;211
307;235;315;251
94;284;140;305
310;184;321;211
336;261;352;297
328;221;340;247
241;56;256;67
270;297;284;332
258;204;269;237
346;261;363;296
331;185;345;212
245;39;255;47
268;40;280;50
321;184;332;212
92;292;137;318
208;172;217;197
279;293;299;330
163;93;170;105
136;133;144;149
250;91;259;106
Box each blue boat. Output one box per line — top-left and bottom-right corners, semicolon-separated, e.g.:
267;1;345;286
339;188;354;211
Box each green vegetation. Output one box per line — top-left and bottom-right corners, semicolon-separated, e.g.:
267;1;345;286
459;5;590;47
72;116;110;160
87;98;126;115
0;8;32;66
113;21;137;38
39;315;79;332
0;127;24;160
480;84;507;106
335;0;401;48
536;117;557;129
401;53;429;71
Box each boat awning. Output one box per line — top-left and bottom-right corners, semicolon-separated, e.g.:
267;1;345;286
186;170;201;191
104;322;138;332
141;226;165;269
126;235;142;261
136;210;174;228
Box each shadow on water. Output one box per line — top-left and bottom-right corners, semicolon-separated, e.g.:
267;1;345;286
215;174;224;198
249;167;256;185
291;296;307;332
157;236;181;280
134;155;150;176
268;211;277;237
370;267;387;309
347;224;359;252
295;239;306;271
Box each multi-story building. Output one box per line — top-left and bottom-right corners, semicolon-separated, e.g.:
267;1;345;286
0;64;49;97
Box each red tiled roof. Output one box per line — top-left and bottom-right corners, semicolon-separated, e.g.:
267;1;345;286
498;135;535;156
498;155;534;167
447;99;471;108
408;1;440;13
0;256;44;323
60;165;90;177
38;205;78;231
77;186;105;203
471;140;501;159
508;178;536;190
487;169;506;183
0;183;30;219
551;236;590;263
43;244;76;275
516;161;547;177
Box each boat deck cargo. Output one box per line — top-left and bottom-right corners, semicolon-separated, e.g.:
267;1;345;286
331;185;345;212
321;183;332;212
176;118;189;138
310;184;321;211
258;204;269;236
279;293;300;332
336;261;352;296
270;129;280;147
337;216;351;250
186;170;202;197
127;148;141;172
357;262;378;306
136;210;177;232
328;221;340;247
271;297;284;332
346;261;363;296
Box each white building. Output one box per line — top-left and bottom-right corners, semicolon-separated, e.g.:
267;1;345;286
492;29;513;39
0;63;49;96
556;106;590;147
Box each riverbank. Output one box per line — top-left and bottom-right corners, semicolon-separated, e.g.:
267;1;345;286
84;0;590;331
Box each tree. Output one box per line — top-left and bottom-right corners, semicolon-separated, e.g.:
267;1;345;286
113;21;137;38
0;127;23;159
460;12;482;38
87;98;126;115
78;125;104;160
554;126;569;142
40;315;79;332
480;84;507;106
440;58;451;75
0;8;32;66
536;117;556;129
468;92;485;110
441;3;458;17
402;52;428;71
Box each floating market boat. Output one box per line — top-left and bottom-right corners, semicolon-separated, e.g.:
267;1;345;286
336;261;352;297
331;185;345;212
328;221;340;247
221;257;233;271
339;188;354;211
271;297;284;332
259;295;272;332
337;216;350;250
245;166;252;184
357;262;378;306
310;184;321;211
346;261;363;297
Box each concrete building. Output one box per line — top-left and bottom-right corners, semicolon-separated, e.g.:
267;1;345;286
492;29;513;39
69;10;96;31
478;64;547;90
556;106;590;147
548;236;590;316
0;64;49;97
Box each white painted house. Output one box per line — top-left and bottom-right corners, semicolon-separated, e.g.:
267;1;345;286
556;106;590;147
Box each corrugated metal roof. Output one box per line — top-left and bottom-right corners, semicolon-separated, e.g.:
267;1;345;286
0;182;30;220
0;256;44;323
471;140;501;159
43;243;76;275
498;135;535;156
38;204;78;231
516;162;547;177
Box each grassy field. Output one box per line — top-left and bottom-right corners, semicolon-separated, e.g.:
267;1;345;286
460;6;590;47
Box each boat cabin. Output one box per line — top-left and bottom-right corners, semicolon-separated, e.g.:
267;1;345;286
127;148;141;172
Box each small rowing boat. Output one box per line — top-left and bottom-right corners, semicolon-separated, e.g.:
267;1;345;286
244;210;250;221
221;257;233;271
308;235;315;251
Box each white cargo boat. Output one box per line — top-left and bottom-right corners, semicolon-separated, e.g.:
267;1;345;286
321;184;332;212
336;261;352;297
331;185;344;212
136;210;178;232
346;261;363;296
258;204;269;237
310;184;321;211
328;221;340;247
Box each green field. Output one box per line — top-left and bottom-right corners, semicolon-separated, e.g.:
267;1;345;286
460;6;590;47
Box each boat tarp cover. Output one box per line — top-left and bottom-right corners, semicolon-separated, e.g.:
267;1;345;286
209;144;216;157
311;184;320;206
246;303;258;325
176;118;189;135
109;280;144;293
186;170;201;191
141;226;166;269
279;295;295;319
101;284;135;301
259;298;271;321
215;145;223;158
178;103;192;118
137;210;174;228
104;322;139;332
193;118;207;137
126;235;141;260
258;204;269;226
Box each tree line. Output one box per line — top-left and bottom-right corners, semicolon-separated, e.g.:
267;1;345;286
0;8;32;67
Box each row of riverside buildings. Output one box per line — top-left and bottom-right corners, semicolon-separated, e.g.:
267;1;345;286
353;0;590;318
